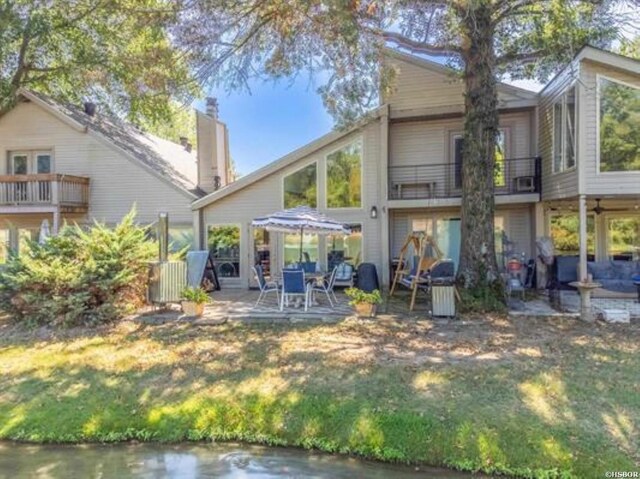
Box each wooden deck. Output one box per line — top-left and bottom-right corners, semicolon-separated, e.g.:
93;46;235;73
0;174;90;213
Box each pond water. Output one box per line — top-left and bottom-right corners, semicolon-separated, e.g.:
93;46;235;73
0;442;484;478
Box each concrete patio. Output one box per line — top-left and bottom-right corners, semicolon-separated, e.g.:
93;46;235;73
509;290;640;320
194;288;356;324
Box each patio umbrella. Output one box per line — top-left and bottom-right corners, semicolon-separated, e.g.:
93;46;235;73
38;219;51;245
252;206;351;263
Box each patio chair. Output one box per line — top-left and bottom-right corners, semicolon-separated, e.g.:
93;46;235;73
309;266;339;306
333;262;354;288
252;265;279;307
280;269;311;312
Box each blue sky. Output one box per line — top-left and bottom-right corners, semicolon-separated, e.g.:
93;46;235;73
196;77;334;177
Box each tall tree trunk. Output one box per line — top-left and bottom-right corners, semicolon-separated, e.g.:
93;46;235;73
457;2;501;290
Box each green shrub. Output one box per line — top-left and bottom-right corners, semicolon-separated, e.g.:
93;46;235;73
180;286;211;304
344;288;382;306
0;210;156;327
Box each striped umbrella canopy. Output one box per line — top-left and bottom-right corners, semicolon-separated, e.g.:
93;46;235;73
252;206;351;263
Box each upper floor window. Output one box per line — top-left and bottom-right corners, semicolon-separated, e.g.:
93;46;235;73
552;87;576;173
326;140;362;208
599;77;640;172
453;130;507;188
8;150;52;175
283;163;317;208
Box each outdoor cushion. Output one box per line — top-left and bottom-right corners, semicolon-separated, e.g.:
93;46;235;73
598;279;637;294
611;260;639;280
587;261;616;280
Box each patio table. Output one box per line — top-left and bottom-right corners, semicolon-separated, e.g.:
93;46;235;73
274;271;329;308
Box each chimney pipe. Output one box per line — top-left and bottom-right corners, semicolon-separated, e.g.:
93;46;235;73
158;212;169;262
205;97;218;119
84;102;97;117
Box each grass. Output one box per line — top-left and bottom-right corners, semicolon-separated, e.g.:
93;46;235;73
0;312;638;478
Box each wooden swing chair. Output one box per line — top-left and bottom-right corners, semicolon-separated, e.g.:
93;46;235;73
389;232;457;311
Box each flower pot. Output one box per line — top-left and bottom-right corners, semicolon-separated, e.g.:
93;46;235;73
181;301;205;317
354;302;377;318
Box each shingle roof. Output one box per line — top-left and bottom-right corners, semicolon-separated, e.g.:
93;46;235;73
20;90;203;198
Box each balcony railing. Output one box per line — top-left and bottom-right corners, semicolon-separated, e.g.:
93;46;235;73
0;174;90;209
388;156;541;200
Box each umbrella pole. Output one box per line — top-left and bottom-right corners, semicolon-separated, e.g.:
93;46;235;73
299;226;304;264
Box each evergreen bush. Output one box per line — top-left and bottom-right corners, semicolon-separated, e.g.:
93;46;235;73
0;210;155;327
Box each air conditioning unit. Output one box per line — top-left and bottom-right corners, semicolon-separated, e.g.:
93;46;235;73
514;176;535;192
148;261;187;304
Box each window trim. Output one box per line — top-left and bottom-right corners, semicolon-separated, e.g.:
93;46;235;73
596;74;640;175
449;128;510;189
206;223;243;280
324;138;364;211
603;212;640;260
281;160;318;209
7;149;55;175
551;85;577;175
326;222;364;266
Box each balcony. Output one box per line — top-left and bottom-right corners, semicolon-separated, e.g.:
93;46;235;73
388;156;541;201
0;174;90;213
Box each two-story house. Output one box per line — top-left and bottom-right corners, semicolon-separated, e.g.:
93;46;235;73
191;46;640;290
0;90;232;262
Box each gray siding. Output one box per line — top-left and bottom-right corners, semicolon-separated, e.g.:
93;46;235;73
200;121;383;287
539;60;580;200
384;54;535;117
580;60;640;195
389;205;534;261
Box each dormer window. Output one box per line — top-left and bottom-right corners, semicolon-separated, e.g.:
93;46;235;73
552;86;576;173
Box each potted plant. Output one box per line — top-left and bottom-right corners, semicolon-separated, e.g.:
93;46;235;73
180;286;211;317
345;288;382;318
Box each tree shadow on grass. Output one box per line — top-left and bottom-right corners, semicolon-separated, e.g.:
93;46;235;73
0;314;639;477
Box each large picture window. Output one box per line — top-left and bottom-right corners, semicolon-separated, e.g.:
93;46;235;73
327;224;362;270
326;141;362;208
207;225;241;278
552;86;576;173
284;163;317;208
550;214;595;256
599;77;640;172
284;233;318;266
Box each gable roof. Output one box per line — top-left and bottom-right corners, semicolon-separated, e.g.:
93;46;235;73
383;48;539;101
192;106;387;210
15;89;202;199
539;45;640;96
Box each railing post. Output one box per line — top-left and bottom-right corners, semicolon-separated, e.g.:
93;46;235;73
51;175;60;206
535;156;542;196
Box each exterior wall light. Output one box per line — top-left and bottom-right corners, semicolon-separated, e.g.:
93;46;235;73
370;206;378;219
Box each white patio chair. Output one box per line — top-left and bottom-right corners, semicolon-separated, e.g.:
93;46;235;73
309;266;339;307
253;265;279;307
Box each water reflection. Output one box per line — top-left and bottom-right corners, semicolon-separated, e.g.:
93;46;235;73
0;442;483;478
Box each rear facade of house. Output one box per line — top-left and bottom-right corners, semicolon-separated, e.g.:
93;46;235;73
192;46;640;290
0;91;232;259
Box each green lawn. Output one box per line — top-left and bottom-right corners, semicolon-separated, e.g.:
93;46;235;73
0;313;638;478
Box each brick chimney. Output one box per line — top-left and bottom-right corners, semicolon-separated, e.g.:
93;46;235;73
196;99;231;193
